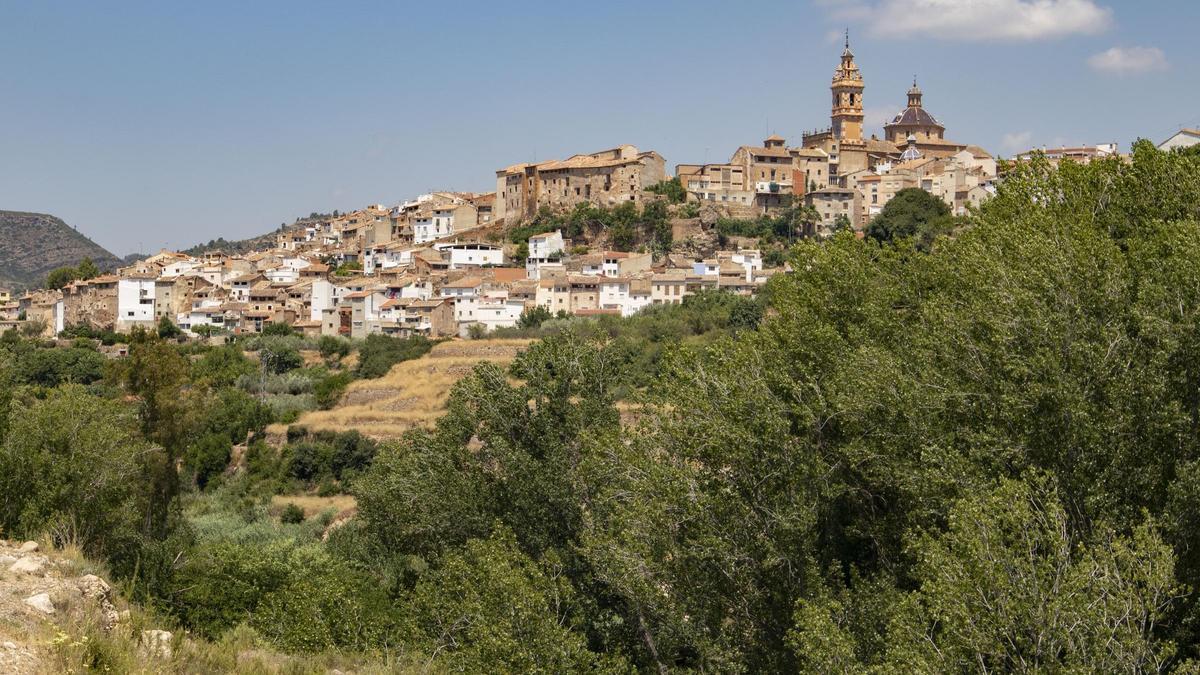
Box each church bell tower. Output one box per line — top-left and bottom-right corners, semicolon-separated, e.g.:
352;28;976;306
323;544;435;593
831;31;864;143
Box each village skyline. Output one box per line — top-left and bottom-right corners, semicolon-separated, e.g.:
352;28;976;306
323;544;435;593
0;0;1194;254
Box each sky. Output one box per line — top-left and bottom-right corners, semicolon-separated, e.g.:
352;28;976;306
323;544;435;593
0;0;1196;255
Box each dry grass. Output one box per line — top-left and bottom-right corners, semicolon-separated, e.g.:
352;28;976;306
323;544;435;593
269;494;356;518
293;339;533;439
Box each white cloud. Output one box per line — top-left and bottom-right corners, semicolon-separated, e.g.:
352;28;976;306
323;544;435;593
1087;46;1169;74
820;0;1113;41
1002;131;1033;152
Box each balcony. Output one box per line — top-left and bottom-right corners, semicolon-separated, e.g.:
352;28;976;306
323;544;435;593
755;181;791;194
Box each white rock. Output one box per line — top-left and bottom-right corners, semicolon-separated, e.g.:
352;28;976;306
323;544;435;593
23;593;54;614
17;541;38;553
8;556;46;575
140;630;173;660
78;574;111;599
0;555;16;566
2;641;16;650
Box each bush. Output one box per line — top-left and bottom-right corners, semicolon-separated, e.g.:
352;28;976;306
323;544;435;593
157;316;182;339
17;346;107;387
355;334;433;379
262;322;296;337
314;371;353;409
280;503;305;524
646;177;686;204
189;432;233;489
518;306;554;329
237;371;315;396
192;346;257;387
317;335;350;361
200;388;273;444
259;345;303;375
0;386;160;573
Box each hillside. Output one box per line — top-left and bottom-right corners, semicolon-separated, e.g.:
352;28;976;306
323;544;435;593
291;338;533;439
183;213;334;256
0;211;121;290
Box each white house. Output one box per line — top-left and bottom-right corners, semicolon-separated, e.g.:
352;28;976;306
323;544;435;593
1159;129;1200;152
116;277;157;329
457;292;525;334
161;259;200;277
526;230;565;279
598;279;632;316
439;277;482;300
264;266;299;284
438;242;505;268
179;298;227;334
413;205;465;244
310;279;335;322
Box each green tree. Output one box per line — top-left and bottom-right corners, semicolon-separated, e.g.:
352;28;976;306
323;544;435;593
187;432;232;489
518;305;554;329
865;187;953;248
355;334;433;379
18;346;106;386
0;386;159;566
157;315;182;339
259;343;303;374
646;177;686;204
191;345;257;387
45;266;79;290
873;476;1183;672
406;528;625;673
262;322;295;336
75;257;100;280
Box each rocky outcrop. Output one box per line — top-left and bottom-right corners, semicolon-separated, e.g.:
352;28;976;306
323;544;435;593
0;539;128;673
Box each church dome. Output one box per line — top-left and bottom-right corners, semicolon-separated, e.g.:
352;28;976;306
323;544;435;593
889;106;942;129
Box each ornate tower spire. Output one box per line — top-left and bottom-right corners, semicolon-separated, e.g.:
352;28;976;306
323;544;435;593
831;31;864;142
908;76;923;108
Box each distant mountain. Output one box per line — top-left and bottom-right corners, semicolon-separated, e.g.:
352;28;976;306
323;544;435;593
0;210;122;290
183;213;336;257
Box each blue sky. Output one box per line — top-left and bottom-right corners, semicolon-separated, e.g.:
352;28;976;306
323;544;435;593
0;0;1196;254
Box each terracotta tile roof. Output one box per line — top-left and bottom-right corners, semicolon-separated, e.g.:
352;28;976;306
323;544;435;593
490;268;527;284
442;277;482;289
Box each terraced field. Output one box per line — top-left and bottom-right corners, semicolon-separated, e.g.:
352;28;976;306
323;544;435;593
292;338;533;439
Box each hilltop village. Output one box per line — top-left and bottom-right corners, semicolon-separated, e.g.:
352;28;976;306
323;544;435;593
5;39;1132;340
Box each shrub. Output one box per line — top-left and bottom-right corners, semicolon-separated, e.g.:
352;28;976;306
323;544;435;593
157;316;182;339
355;334;433;379
262;322;295;337
314;371;353;409
0;386;160;573
189;432;233;489
317;335;350;361
192;346;257;387
17;346;106;387
259;345;303;375
280;503;305;524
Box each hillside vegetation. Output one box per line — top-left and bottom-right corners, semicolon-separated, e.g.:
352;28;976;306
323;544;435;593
3;141;1200;672
0;211;121;289
293;339;533;439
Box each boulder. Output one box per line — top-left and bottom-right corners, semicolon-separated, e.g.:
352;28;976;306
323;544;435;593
23;593;54;615
77;574;111;600
0;555;16;566
140;630;173;660
17;541;38;553
8;556;47;575
78;574;120;630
